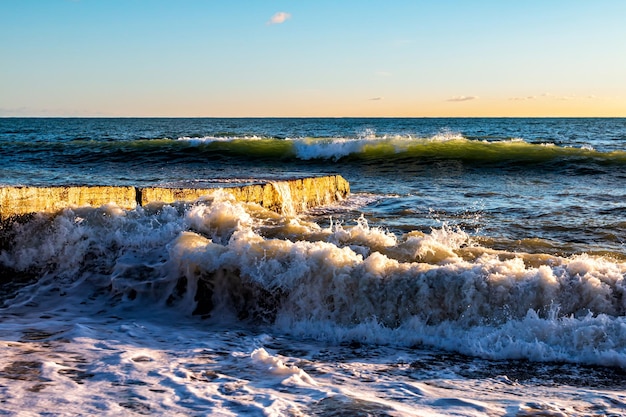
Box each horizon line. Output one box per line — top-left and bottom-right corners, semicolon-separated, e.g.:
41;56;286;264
2;115;625;119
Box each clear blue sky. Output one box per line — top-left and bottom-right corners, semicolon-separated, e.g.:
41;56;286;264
1;0;625;117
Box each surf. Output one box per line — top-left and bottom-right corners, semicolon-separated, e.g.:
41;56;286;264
2;194;625;369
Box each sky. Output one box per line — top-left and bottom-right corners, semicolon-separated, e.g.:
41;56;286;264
1;0;625;117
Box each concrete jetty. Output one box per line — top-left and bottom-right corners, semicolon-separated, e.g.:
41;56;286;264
0;175;350;220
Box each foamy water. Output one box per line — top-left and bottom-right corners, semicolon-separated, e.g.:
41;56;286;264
2;192;626;416
2;117;626;416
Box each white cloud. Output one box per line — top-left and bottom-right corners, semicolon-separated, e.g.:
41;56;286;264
509;93;601;102
268;12;291;25
446;95;478;102
554;94;598;101
368;97;384;101
509;96;537;101
374;71;392;77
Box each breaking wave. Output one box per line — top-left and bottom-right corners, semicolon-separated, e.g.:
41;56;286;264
2;194;626;368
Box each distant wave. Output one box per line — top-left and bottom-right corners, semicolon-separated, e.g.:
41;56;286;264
177;134;626;167
4;134;626;171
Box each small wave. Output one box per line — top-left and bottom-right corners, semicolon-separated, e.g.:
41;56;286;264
283;134;626;168
5;133;626;171
288;133;464;161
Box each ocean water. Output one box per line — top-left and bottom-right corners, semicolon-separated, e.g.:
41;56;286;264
1;117;626;416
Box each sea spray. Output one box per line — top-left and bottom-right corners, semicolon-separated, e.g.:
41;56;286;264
3;196;625;369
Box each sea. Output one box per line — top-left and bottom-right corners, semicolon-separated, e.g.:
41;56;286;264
1;117;626;416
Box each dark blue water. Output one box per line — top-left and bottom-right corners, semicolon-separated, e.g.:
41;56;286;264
2;117;625;256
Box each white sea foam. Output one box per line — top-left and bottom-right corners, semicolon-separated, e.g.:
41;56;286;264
289;133;467;160
289;137;367;160
176;135;267;143
174;132;475;161
1;197;626;415
3;198;626;357
429;130;465;142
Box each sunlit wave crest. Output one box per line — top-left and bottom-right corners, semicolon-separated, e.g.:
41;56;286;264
174;133;626;165
3;194;626;368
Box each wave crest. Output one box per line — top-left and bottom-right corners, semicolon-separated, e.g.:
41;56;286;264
2;197;626;367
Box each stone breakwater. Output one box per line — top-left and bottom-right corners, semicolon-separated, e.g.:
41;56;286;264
0;175;350;220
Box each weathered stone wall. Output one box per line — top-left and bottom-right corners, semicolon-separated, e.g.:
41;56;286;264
141;175;350;215
0;186;138;219
0;175;350;220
